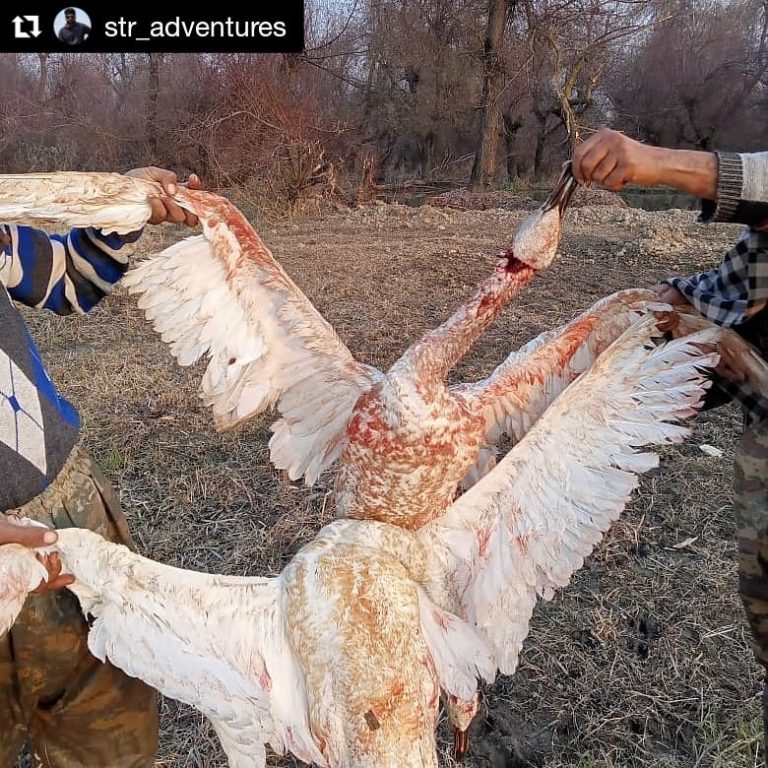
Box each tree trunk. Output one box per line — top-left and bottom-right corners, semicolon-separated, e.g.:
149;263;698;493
146;53;163;164
468;0;512;191
37;53;48;101
502;114;521;179
533;123;546;178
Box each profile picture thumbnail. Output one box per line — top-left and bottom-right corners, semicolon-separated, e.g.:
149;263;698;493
54;7;91;45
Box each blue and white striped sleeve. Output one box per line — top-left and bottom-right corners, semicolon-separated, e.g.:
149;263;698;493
0;224;142;315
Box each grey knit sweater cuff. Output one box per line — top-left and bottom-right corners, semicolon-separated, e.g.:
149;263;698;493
700;151;743;222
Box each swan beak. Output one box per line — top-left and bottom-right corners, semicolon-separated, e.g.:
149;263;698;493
541;161;579;217
453;726;470;761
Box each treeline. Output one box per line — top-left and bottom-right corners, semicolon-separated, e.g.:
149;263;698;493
0;0;765;207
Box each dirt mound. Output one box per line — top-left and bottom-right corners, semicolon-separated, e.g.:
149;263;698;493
423;185;628;213
424;189;537;211
571;185;629;208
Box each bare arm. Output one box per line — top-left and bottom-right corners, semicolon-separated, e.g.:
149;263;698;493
571;128;717;198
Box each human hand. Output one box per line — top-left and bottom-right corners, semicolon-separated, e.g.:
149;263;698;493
649;284;746;381
713;340;748;383
650;283;688;306
0;515;57;547
0;516;74;592
648;283;689;333
31;551;75;593
572;128;663;191
125;167;202;227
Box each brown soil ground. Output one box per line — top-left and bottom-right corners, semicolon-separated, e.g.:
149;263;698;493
17;199;762;767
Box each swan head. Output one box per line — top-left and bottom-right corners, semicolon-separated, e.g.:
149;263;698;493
445;692;480;761
508;161;578;270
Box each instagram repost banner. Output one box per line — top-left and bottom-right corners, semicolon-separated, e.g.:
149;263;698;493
1;1;304;52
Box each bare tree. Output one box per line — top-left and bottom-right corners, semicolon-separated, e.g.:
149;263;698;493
0;0;766;198
607;0;768;150
469;0;515;190
528;1;652;152
357;0;482;181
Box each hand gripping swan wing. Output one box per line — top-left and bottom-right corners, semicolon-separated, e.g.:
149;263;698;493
0;528;325;768
0;544;48;634
0;172;161;234
0;172;382;486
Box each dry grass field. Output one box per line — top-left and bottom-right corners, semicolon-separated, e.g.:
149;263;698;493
17;198;763;767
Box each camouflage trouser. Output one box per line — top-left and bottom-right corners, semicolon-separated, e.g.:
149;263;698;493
0;445;158;768
735;418;768;680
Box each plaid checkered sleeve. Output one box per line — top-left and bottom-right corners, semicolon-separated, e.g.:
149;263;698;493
664;226;768;424
666;228;768;327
